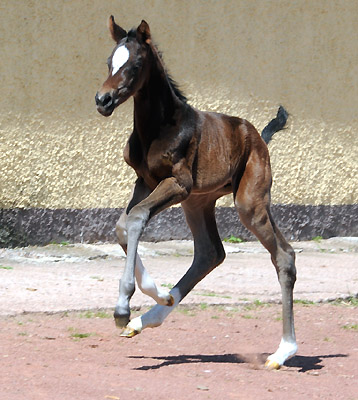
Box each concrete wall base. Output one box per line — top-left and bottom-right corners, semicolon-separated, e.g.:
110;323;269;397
1;205;357;247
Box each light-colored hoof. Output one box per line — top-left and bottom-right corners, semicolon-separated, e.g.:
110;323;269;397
265;359;281;370
120;326;140;338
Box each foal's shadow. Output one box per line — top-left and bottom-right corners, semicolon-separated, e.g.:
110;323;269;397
129;353;348;372
285;353;348;372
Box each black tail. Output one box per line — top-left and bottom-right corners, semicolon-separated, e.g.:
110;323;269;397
261;106;289;145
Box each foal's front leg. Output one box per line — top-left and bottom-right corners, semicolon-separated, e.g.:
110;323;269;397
116;210;174;310
114;177;190;328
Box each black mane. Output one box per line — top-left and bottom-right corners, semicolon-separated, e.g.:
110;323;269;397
127;28;187;103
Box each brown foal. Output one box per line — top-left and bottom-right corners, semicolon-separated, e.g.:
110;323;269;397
95;16;297;369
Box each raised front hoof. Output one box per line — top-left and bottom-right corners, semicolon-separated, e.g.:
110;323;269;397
114;314;130;328
264;359;281;370
120;326;140;338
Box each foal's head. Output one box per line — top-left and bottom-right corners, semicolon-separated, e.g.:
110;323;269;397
95;16;151;117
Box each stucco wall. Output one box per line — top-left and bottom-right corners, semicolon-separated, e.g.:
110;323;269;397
1;0;357;210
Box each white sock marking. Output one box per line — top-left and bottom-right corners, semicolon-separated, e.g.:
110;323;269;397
135;255;172;305
111;45;129;75
127;288;181;333
267;338;298;366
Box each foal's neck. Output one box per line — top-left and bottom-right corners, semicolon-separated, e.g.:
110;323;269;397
133;48;183;146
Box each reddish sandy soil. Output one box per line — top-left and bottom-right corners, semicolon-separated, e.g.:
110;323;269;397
1;302;357;400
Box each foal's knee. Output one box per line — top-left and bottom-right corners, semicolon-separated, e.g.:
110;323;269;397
127;205;150;238
115;214;128;247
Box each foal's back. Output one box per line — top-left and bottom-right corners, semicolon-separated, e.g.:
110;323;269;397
191;109;268;195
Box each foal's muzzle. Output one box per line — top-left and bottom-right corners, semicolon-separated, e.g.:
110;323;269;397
95;92;115;116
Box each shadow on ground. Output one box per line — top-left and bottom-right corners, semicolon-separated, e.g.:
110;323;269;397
130;352;348;373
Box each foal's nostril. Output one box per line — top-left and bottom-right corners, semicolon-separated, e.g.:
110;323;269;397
95;92;113;108
102;93;113;107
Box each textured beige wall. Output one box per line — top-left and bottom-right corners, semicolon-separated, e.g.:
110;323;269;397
0;0;357;208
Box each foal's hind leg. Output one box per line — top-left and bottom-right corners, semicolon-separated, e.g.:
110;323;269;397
121;196;226;337
235;151;297;369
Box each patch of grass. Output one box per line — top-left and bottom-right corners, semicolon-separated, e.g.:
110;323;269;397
176;306;196;317
342;324;358;331
211;315;220;320
224;306;240;317
241;314;254;319
244;300;266;311
18;332;28;336
311;236;328;252
323;337;332;342
50;241;71;246
90;276;104;282
79;311;111;319
330;297;358;307
198;291;232;299
200;303;208;311
68;327;96;339
0;265;13;270
223;235;244;243
294;299;315;305
71;332;94;339
161;283;174;289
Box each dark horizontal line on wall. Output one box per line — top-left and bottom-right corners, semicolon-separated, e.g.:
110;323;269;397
0;204;357;247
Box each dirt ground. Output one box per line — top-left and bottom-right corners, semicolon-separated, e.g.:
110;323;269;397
1;303;358;400
1;238;357;399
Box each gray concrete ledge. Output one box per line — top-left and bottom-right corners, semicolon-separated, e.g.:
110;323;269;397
1;204;357;247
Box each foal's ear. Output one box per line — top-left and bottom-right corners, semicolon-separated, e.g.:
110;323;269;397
136;20;151;43
108;15;127;43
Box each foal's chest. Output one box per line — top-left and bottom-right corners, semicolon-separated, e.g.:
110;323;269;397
123;136;177;187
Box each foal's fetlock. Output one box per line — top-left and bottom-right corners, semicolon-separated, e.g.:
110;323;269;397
157;292;175;307
114;313;130;328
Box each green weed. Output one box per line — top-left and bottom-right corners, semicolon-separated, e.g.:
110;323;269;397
198;291;232;299
342;324;358;331
0;265;13;270
90;276;104;282
71;332;94;339
176;307;196;317
161;283;174;289
293;299;315;305
79;311;111;319
223;235;244;243
331;297;358;307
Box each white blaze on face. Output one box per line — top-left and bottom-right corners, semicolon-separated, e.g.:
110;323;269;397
111;45;130;76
